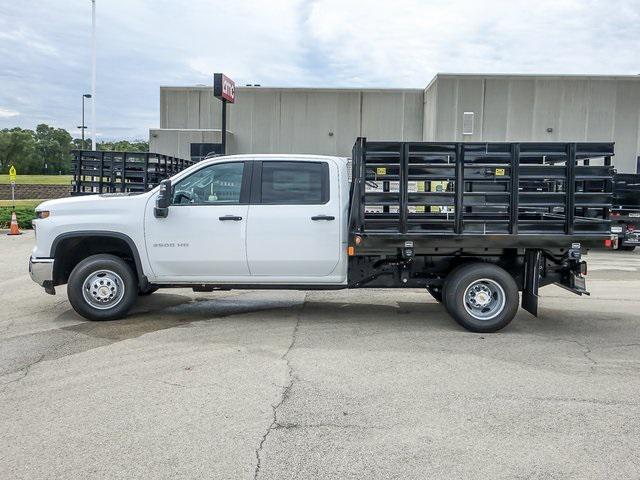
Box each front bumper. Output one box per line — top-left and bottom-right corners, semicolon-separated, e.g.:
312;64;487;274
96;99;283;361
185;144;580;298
29;257;55;294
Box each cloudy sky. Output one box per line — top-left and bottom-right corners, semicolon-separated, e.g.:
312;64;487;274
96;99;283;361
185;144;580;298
0;0;638;139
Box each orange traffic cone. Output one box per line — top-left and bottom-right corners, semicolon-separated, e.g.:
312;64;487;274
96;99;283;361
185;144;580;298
7;211;22;236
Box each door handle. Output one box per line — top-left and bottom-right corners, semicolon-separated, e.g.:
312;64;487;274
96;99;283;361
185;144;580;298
219;215;243;221
311;215;335;221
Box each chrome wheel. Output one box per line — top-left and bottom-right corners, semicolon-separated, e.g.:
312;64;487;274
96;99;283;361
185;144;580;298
82;269;126;310
463;278;506;321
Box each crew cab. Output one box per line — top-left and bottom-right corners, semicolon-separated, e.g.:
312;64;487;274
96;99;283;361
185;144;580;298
30;139;616;332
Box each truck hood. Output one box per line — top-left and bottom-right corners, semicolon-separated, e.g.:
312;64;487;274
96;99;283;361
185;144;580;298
36;192;150;215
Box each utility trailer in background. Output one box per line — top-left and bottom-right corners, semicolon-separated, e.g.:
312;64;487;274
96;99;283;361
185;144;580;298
610;173;640;250
71;150;194;195
347;138;614;331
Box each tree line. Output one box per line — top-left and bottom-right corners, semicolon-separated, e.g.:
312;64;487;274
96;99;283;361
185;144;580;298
0;124;149;175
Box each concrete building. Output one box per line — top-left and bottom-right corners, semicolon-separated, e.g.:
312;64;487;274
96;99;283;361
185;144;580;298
150;74;640;172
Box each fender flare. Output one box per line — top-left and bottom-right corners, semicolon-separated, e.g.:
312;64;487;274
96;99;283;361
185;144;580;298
50;231;148;288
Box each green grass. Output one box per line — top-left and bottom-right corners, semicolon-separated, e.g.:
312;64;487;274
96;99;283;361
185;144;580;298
0;199;45;208
0;174;72;185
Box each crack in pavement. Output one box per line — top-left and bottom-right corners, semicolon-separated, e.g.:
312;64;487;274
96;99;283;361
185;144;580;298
604;343;640;349
0;328;87;380
273;422;390;431
570;339;597;372
527;334;598;372
253;293;306;480
0;353;45;391
157;379;229;391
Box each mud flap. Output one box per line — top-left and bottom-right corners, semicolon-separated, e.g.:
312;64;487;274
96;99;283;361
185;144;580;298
522;249;541;317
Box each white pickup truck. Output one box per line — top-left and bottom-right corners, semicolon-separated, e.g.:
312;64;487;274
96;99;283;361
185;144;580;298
29;138;614;332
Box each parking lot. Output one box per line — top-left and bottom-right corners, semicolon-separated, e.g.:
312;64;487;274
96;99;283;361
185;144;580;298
1;231;639;479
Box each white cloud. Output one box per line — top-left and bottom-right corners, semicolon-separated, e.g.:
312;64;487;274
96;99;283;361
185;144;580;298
0;0;638;138
305;0;640;86
0;108;19;118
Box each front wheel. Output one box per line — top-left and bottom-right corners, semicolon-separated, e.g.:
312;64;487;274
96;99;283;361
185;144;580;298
443;263;519;333
67;254;138;321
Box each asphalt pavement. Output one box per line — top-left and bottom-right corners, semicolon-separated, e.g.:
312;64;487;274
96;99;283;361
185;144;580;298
1;231;639;479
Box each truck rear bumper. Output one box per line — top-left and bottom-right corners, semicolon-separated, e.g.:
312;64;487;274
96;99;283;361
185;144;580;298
29;257;55;294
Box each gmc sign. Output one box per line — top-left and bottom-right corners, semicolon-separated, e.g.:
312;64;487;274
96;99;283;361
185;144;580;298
214;73;235;103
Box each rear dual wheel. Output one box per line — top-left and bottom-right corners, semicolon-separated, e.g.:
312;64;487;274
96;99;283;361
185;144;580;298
443;263;519;333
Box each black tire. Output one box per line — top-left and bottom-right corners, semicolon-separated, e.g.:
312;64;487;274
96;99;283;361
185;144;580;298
139;285;159;296
67;254;138;321
426;285;444;303
619;245;636;251
443;263;519;333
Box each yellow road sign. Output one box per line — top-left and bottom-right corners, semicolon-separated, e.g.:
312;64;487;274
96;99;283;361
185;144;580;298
9;166;16;182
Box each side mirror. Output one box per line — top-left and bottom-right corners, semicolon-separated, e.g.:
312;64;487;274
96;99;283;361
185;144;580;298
154;179;172;218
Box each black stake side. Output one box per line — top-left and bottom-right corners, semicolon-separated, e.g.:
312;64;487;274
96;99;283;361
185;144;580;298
454;143;464;234
348;139;614;252
143;152;149;191
76;151;82;193
510;143;520;234
110;152;115;193
121;152;127;193
565;143;576;235
359;137;366;232
349;139;359;234
400;142;409;234
99;151;104;193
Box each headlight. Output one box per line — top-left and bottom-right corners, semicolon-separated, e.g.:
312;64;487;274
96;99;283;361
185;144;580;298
611;226;623;233
36;211;50;219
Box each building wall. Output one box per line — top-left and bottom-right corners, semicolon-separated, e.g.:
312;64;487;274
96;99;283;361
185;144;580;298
424;74;640;172
149;128;225;161
153;75;640;173
152;87;424;158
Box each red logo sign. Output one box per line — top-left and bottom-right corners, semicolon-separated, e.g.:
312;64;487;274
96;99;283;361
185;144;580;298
214;73;235;103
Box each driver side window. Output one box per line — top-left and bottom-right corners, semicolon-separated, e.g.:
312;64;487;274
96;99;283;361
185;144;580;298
172;162;245;205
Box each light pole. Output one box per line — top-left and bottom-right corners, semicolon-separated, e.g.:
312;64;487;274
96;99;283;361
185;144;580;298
78;93;92;149
90;0;96;150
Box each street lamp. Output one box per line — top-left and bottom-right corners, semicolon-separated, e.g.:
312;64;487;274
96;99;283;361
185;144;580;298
78;93;92;149
91;0;96;151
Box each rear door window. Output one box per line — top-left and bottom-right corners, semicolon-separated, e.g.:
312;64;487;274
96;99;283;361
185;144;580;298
260;161;329;204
